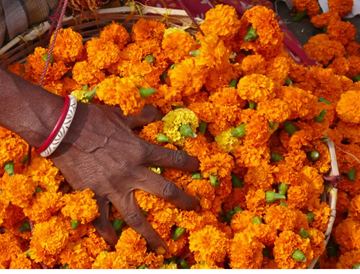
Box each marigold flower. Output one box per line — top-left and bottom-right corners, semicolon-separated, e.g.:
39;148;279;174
334;218;360;252
0;232;22;268
310;12;340;28
9;253;34;269
60;189;99;224
229;232;264;269
328;57;350;76
139;121;164;145
264;205;304;232
336;90;360;124
0;203;25;229
349;194;360;220
61;77;82;94
328;0;354;17
99;22;130;50
265;55;291;85
51;28;84;63
346;41;360;56
186;179;215;210
188;225;228;265
307;199;331;232
60;239;93;269
337;250;360;269
85;38;120;70
92;251;118;269
237;74;276;103
132;18;165;44
243;222;277;247
327;19;356;46
241;54;266;76
0;136;28;169
257;99;291;123
293;0;320;16
308;228;325;258
190;262;222;269
214;128;242;153
72;61;105;86
273;231;313;269
230;210;257;233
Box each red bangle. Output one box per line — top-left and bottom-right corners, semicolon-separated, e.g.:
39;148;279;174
35;96;70;154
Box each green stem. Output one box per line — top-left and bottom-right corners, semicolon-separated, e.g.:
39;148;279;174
83;86;97;102
62;264;70;269
191;172;203;180
225;209;235;225
271;153;284;162
145;55;155;63
112;218;125;231
25;249;31;258
156;133;169;143
231;124;246;138
234;206;243;213
269;121;276;129
278;182;289;196
347;167;356;182
231;173;244;188
190;49;200;57
314;110;327;123
4;161;15;176
71;219;81;230
139;87;157;99
249;100;257;110
294;10;307;22
300;228;309;238
42;53;54;65
173;226;186;241
318;97;331;105
229;79;238;88
280;201;288;207
244;26;259;42
179;124;197;138
284;120;299;137
82;85;89;91
21;155;28;165
323;27;327;34
307;150;320;162
252;217;262;224
198;121;207;135
20;67;25;75
18;221;31;232
265;191;286;203
306;211;315;223
292;249;307;262
138;265;149;269
286;77;293;86
170;64;177;69
210;174;221;187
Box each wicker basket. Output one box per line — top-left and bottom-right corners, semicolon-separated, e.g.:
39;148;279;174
0;5;338;269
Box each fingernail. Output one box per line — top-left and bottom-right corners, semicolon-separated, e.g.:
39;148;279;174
195;205;201;213
155;246;166;255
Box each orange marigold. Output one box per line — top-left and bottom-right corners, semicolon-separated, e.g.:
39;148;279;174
162;32;198;64
310;12;340;28
328;57;350;76
131;18;165;44
293;0;320;16
85;38;120;70
337;250;360;269
0;232;22;268
237;74;276;103
334;218;360;252
50;28;84;63
72;61;105;86
349;194;360;220
230;210;257;233
336;90;360;123
99;22;130;50
257;99;291;123
328;0;354;17
327;19;356;46
308;228;326;258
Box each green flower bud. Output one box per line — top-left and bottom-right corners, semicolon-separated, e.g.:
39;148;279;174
104;250;109;254
284;120;300;137
180;259;190;269
294;10;307;22
307;150;320;162
170;64;177;69
231;124;246;137
234;206;243;214
191;172;203;180
252;217;262;224
306;211;316;223
18;221;31;232
210;174;221;187
231;173;244;188
229;79;238;88
300;228;309;238
139;87;157;99
138;265;149;269
190;49;200;57
353;74;360;82
353;264;360;269
34;186;42;194
25;249;31;258
198;121;207;135
82;85;89;91
280;201;288;207
71;219;81;230
347;167;356;182
4;161;15;176
286;77;293;86
179;124;197;138
314;110;327;123
271;153;284;162
249;100;257;110
42;53;54;65
318;97;331;105
244;26;259;42
83;86;97;102
278;182;289;196
145;55;155;63
62;264;70;269
265;191;286;203
112;218;125;232
156;133;169;143
173;226;186;241
292;249;307;262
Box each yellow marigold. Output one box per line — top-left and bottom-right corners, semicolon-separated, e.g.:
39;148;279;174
162;108;199;146
334;218;360;252
99;22;130;50
349;194;360;220
293;0;319;16
30;216;69;267
328;0;354;17
115;228;147;266
188;225;228;265
162;32;198;64
307;228;325;258
0;136;28;168
25;156;63;193
200;4;241;41
26;47;69;85
328;19;356;46
229;232;264;269
168;58;207;97
1;173;36;208
160;262;178;269
273;231;313;269
214;128;242;153
336;90;360;124
337;250;360;269
237;74;276;103
230;210;257;233
97;76;145;115
9;253;34;269
328;57;350;76
310;12;340;28
257;99;291;123
50;28;84;63
23;191;63;222
72;61;105;86
0;232;22;269
60;189;99;224
85;38;120;70
241;54;266;76
132;18;165;44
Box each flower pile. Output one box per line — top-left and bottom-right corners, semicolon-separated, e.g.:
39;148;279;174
2;3;360;269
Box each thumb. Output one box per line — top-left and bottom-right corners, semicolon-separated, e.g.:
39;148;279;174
123;104;163;129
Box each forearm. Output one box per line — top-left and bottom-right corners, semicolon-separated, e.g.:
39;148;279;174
0;69;64;148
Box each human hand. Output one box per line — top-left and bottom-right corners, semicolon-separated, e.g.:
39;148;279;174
50;103;200;254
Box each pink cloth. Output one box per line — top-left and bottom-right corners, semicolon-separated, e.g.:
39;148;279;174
140;0;317;66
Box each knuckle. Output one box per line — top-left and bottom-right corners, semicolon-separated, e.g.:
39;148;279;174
140;142;153;160
123;212;143;228
172;150;186;168
162;182;179;201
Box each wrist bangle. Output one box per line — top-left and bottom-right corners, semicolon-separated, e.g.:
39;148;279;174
36;95;78;157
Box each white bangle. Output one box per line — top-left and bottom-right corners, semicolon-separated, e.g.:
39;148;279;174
40;95;78;158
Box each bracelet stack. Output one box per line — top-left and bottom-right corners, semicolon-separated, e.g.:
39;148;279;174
35;95;78;157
